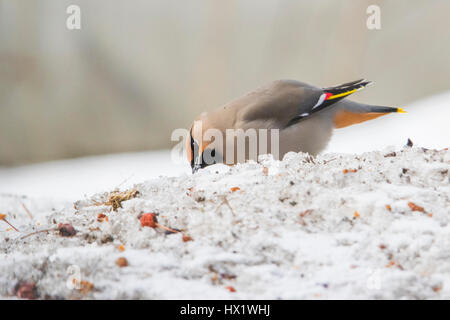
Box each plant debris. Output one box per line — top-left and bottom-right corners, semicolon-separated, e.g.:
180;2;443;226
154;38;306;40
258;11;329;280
21;203;33;220
342;168;357;174
140;213;191;239
0;213;19;232
97;213;108;222
384;152;397;157
78;280;94;294
406;138;414;147
408;202;425;213
225;286;236;293
99;189;139;211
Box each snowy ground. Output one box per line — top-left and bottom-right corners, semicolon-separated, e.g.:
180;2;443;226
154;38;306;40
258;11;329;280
1;146;449;299
0;92;449;299
0;150;190;202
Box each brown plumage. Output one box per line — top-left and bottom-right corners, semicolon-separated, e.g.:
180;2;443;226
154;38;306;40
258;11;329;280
187;79;404;173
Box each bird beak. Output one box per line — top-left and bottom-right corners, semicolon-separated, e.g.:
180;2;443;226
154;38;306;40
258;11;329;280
192;164;201;174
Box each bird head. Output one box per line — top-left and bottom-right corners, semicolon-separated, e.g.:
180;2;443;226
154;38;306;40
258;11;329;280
187;116;223;174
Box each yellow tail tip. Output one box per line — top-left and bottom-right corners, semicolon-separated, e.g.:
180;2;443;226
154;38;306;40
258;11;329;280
396;107;407;113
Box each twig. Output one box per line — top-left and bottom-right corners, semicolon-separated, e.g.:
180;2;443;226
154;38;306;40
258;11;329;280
222;196;235;216
21;202;33;220
20;228;58;240
0;213;19;232
155;223;180;234
323;158;337;164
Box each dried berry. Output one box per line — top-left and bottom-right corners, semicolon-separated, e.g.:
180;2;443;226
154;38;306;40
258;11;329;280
386;261;396;268
182;235;193;242
58;223;76;237
433;285;442;293
140;213;158;228
14;282;37;299
116;257;128;267
225;286;236;293
97;213;107;222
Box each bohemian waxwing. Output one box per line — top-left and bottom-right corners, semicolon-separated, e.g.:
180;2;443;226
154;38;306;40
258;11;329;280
187;79;405;173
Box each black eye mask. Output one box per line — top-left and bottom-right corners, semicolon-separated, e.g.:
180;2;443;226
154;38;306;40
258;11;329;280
189;128;198;170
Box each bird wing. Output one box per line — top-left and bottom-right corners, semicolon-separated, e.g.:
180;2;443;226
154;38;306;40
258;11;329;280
238;79;372;129
285;79;373;127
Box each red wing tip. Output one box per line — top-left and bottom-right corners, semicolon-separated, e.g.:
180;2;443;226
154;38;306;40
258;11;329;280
324;92;333;100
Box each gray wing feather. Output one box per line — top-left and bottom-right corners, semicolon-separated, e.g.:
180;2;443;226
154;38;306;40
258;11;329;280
238;80;324;128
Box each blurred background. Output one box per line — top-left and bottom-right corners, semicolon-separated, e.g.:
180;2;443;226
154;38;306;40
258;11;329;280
1;0;449;167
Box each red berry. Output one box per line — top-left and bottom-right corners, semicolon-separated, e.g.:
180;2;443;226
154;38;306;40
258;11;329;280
14;282;37;299
225;286;236;293
140;213;158;228
58;223;76;237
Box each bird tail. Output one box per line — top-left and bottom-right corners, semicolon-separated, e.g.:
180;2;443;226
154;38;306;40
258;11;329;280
333;101;406;129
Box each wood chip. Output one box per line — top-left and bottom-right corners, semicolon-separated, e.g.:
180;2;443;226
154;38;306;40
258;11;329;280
408;202;425;212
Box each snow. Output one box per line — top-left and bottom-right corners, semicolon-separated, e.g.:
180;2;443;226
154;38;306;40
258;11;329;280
0;150;189;201
0;92;449;299
1;147;449;299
